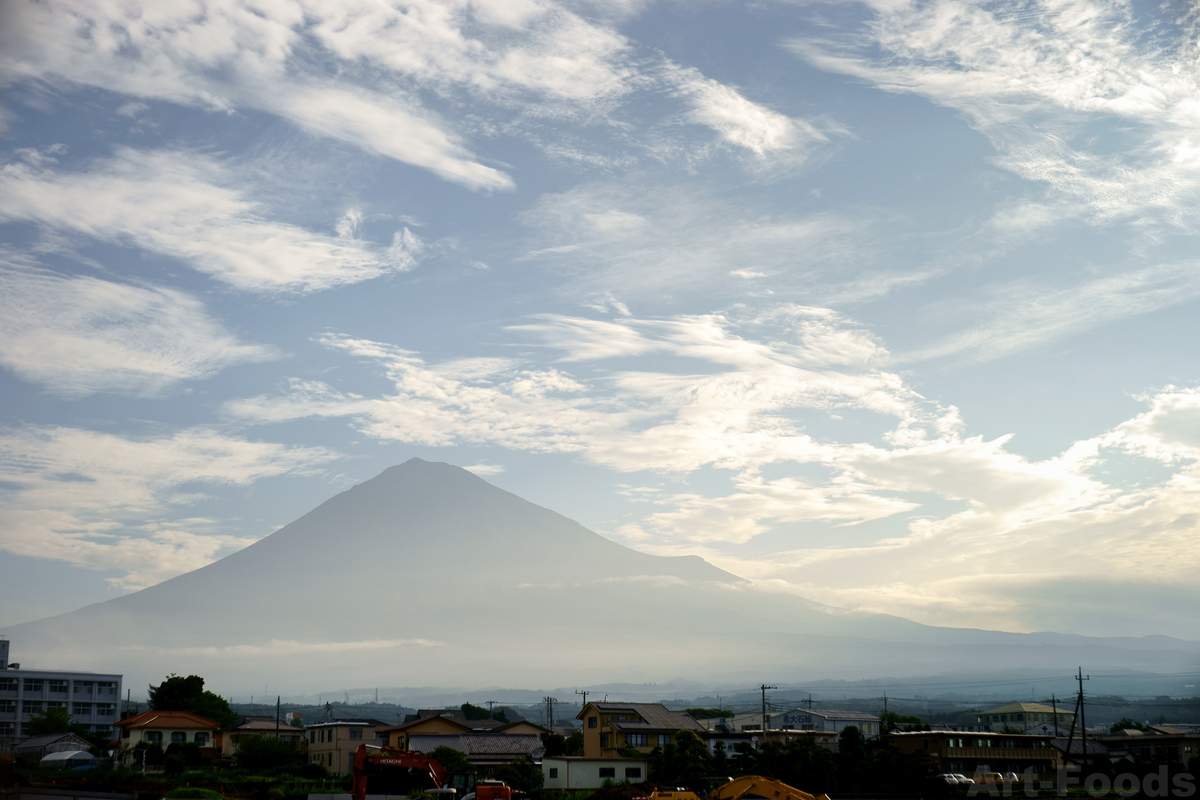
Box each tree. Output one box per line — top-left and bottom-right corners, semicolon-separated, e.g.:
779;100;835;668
148;675;238;728
882;712;928;733
650;731;711;792
26;706;78;736
543;733;567;758
494;758;544;793
428;746;474;775
1110;718;1149;733
234;736;301;771
565;729;584;756
26;705;111;751
461;703;508;723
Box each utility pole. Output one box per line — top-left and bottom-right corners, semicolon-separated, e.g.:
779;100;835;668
276;696;280;737
882;692;889;734
575;690;589;709
1077;668;1090;769
760;684;777;733
544;696;558;729
1050;694;1059;736
805;694;813;709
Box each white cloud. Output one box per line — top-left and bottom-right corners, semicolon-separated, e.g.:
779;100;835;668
666;65;830;162
0;148;419;292
789;0;1200;230
0;256;276;398
0;425;336;591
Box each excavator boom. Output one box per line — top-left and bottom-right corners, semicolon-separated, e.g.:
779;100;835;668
708;775;830;800
351;745;450;800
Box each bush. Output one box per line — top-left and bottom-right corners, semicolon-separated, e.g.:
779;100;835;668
234;735;302;772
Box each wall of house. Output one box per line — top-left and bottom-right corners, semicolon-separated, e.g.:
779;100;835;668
542;758;647;790
307;724;378;775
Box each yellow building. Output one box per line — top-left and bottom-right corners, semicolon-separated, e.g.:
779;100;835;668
577;702;706;759
977;703;1074;732
306;719;386;775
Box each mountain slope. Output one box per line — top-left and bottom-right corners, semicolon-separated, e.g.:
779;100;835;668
4;459;1196;692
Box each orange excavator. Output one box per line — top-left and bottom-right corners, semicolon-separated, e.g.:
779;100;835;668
637;775;830;800
351;744;513;800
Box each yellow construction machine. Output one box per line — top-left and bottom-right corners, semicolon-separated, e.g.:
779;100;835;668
636;775;831;800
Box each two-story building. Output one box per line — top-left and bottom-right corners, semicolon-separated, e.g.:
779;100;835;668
977;703;1074;733
887;730;1059;781
306;719;388;775
115;710;220;765
1100;726;1200;764
772;709;881;738
578;702;707;759
0;639;123;738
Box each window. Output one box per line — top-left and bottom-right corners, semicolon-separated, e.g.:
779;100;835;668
74;681;94;693
146;731;163;744
350;729;362;740
0;678;15;692
195;733;208;745
588;716;597;728
549;768;558;779
97;704;115;717
97;682;118;696
46;701;65;709
625;768;642;779
23;679;43;693
74;703;92;715
626;733;647;747
320;729;326;743
598;768;616;778
171;732;186;743
328;753;333;766
49;679;68;694
22;701;42;713
0;722;13;735
658;734;672;746
0;700;14;713
600;733;610;748
923;739;930;750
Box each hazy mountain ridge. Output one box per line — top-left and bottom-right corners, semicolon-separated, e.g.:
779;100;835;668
4;459;1195;693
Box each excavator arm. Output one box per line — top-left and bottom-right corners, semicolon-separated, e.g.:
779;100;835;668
351;745;449;800
708;775;830;800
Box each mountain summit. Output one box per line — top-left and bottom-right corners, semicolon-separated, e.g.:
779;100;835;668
4;459;1196;691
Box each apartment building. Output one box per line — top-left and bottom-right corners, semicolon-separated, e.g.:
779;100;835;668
0;639;123;738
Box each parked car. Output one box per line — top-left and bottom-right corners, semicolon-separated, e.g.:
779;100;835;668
952;774;976;785
938;774;962;784
1002;772;1021;784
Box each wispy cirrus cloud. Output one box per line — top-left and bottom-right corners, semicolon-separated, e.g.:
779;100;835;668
789;0;1200;230
906;261;1200;364
0;425;337;591
0;0;834;189
0;148;421;293
0;255;276;398
520;181;869;298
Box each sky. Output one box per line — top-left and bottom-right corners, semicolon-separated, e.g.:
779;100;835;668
1;0;1199;641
